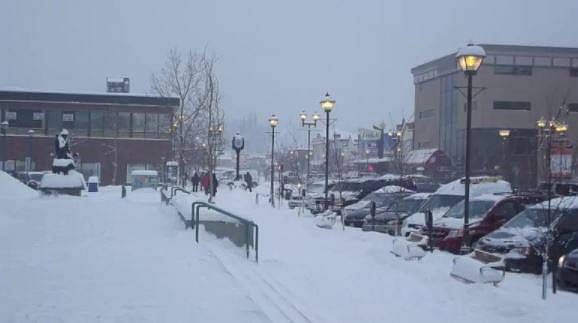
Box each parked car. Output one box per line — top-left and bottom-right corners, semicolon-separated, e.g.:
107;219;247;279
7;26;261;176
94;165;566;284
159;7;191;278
406;174;440;193
15;171;47;190
303;181;335;213
558;248;578;292
362;193;430;234
401;176;512;236
343;186;413;227
537;182;578;196
418;193;544;253
474;196;578;274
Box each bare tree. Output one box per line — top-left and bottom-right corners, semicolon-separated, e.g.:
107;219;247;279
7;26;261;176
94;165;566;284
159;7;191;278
151;48;224;188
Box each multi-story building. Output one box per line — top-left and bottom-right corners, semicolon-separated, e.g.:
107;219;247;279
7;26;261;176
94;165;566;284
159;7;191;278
0;90;179;185
411;44;578;189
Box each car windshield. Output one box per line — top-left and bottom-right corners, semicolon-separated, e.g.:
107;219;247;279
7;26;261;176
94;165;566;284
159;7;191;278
388;198;425;214
444;200;496;219
307;184;324;194
504;208;571;229
360;192;397;208
332;181;364;192
29;174;44;181
419;194;463;211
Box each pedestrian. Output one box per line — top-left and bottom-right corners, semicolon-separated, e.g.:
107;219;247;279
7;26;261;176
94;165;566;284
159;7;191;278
244;171;253;192
212;173;219;196
201;173;210;195
191;172;200;192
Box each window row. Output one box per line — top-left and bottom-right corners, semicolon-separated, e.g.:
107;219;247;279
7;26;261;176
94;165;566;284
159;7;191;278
1;110;174;138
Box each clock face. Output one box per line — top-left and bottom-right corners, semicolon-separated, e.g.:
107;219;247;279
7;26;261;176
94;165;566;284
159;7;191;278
233;137;244;149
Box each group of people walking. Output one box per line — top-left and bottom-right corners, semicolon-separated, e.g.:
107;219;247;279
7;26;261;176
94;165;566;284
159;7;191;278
190;172;218;196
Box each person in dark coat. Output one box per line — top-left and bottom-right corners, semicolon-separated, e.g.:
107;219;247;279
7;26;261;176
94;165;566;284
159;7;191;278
211;173;219;196
244;172;253;192
191;172;200;192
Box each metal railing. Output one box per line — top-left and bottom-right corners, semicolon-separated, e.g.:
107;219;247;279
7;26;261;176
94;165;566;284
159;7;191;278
161;186;259;263
192;201;259;263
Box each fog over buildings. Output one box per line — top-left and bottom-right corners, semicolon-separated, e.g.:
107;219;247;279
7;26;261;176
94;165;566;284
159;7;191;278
1;0;578;151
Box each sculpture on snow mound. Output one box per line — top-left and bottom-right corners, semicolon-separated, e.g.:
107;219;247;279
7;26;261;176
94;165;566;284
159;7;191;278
52;129;76;175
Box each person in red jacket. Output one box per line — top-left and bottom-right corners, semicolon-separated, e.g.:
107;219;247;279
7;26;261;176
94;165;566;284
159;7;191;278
200;173;210;195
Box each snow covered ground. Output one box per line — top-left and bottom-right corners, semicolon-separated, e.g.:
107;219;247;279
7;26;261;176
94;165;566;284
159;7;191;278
0;179;269;323
174;186;578;323
1;171;577;323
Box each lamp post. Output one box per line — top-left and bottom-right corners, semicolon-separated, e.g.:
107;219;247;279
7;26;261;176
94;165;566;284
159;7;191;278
208;124;223;203
1;121;7;171
320;93;336;209
498;129;511;180
456;44;486;254
299;110;319;184
268;115;278;207
232;133;245;180
536;116;568;299
27;129;35;182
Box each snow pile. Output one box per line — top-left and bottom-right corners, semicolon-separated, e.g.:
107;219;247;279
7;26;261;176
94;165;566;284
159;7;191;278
40;171;86;189
450;255;505;285
0;171;38;199
131;170;158;176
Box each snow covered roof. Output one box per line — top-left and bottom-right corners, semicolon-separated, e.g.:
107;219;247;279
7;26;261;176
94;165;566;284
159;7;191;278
471;194;507;202
131;170;158;176
379;185;414;193
435;176;512;196
40;172;86;189
406;193;431;200
404;148;439;165
352;156;394;164
529;196;578;210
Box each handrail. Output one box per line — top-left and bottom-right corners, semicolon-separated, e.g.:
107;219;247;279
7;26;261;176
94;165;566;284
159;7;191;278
191;201;259;263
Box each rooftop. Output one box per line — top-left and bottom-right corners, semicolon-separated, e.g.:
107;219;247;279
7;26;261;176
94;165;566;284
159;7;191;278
0;89;180;108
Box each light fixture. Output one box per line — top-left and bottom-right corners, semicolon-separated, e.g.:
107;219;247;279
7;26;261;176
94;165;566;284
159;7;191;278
555;122;568;133
536;117;546;129
320;93;336;112
498;129;511;138
269;114;279;128
456;44;486;74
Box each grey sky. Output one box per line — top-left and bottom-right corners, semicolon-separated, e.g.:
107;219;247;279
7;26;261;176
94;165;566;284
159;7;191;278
1;0;578;134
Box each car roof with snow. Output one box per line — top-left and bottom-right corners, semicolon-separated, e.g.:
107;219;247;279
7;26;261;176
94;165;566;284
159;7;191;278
378;185;415;194
434;176;511;196
405;192;431;199
470;194;508;202
527;196;578;210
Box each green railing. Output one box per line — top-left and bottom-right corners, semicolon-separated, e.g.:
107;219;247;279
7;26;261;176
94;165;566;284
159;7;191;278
191;201;259;263
161;186;259;263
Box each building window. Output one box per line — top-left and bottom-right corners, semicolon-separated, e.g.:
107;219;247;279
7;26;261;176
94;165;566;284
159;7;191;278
118;112;131;137
104;111;117;137
132;112;146;138
62;112;75;129
145;113;159;138
46;110;61;135
90;111;105;137
570;68;578;77
493;101;531;111
8;109;43;128
568;103;578;112
419;109;435;119
494;65;532;75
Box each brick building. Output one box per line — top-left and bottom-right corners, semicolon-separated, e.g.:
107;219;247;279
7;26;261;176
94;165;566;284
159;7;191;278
0;90;179;185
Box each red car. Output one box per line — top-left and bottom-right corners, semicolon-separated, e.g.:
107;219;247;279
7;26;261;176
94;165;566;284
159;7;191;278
419;193;544;254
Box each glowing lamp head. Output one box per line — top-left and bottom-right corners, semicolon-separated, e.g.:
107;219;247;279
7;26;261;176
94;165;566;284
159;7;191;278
498;129;511;138
320;93;336;112
456;44;486;74
299;111;307;121
312;113;320;121
536;117;547;129
269;114;279;128
555;122;568;133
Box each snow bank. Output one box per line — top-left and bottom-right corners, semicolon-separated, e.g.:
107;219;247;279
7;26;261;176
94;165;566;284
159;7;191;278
0;171;38;199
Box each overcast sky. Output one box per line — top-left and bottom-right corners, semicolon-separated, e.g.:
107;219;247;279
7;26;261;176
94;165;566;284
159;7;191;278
1;0;578;133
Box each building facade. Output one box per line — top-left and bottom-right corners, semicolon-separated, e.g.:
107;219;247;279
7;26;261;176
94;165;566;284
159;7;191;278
0;90;179;185
412;44;578;189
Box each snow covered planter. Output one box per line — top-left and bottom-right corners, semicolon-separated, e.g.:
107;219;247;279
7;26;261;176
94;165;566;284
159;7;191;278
391;236;426;260
39;170;86;196
450;254;505;286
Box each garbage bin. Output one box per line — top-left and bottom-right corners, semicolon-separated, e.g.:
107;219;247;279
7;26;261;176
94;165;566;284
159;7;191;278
87;176;99;192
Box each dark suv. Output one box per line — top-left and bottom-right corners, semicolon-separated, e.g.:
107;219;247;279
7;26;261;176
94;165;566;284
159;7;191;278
475;196;578;274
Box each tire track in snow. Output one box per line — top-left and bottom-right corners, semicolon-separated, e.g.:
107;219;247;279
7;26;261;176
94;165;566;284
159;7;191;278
206;246;321;323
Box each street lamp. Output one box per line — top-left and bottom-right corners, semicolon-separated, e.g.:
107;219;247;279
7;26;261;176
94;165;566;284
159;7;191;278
1;121;8;171
536;116;568;299
232;133;245;180
456;43;486;254
208;124;223;202
27;129;35;182
269;114;278;207
498;129;511;180
372;123;385;159
320;93;335;209
299;110;319;184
